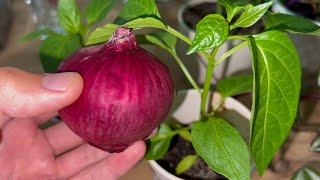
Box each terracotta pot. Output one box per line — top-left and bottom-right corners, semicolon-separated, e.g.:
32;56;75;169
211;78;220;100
148;89;251;180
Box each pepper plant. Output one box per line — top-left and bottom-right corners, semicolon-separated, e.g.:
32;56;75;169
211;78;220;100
23;0;320;179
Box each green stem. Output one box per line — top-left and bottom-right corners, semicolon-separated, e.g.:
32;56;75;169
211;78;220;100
166;26;192;45
213;97;225;113
227;35;247;41
79;24;91;46
171;51;201;94
200;45;221;116
215;41;248;65
174;126;192;133
200;57;215;116
152;126;192;142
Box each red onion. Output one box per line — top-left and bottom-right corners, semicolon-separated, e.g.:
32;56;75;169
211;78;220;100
58;27;175;153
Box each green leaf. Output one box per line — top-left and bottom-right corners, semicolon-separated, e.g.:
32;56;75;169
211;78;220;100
175;155;198;175
85;0;116;25
218;0;246;22
115;0;161;24
145;124;174;160
124;17;166;30
292;167;320;180
40;34;81;73
20;28;55;42
58;0;81;34
192;118;250;180
232;2;272;29
85;24;119;45
216;75;253;98
264;12;320;35
179;130;192;142
310;137;320;152
248;30;301;175
85;17;168;46
187;14;229;55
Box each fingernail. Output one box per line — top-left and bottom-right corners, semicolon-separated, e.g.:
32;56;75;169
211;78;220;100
42;72;75;91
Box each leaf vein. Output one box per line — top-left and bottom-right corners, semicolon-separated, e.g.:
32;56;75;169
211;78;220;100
212;121;242;179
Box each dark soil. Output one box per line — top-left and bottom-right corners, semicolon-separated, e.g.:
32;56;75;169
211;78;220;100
157;136;227;180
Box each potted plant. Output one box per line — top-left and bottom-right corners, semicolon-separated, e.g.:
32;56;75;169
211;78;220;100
176;0;255;85
147;89;252;180
24;0;320;179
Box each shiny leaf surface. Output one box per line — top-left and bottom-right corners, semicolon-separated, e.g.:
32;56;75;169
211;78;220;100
187;14;228;55
248;30;301;175
192;118;250;180
232;2;272;29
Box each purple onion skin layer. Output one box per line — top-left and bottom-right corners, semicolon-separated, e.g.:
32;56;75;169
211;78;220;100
58;27;175;153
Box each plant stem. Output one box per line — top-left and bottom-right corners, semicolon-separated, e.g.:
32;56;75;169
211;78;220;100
215;41;248;65
213;97;225;113
171;51;201;94
200;44;222;116
166;26;192;45
227;35;248;41
79;24;91;46
200;57;215;116
173;126;192;133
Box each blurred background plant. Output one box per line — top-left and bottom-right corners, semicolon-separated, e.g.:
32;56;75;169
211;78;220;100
278;0;320;21
291;133;320;180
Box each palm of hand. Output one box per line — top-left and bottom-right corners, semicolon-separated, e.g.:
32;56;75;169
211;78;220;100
0;68;146;180
0;117;145;180
0;119;58;179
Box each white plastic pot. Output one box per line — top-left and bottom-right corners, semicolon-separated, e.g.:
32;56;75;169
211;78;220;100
176;0;252;85
148;89;251;180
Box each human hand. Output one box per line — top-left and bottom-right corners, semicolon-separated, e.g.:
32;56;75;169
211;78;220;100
0;67;146;180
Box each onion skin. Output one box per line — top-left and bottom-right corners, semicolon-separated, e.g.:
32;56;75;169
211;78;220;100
58;27;175;153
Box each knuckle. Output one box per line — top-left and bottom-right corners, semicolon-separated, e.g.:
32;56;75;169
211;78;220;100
0;67;23;117
0;67;21;86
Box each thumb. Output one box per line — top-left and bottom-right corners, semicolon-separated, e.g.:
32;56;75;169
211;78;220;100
0;67;83;120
